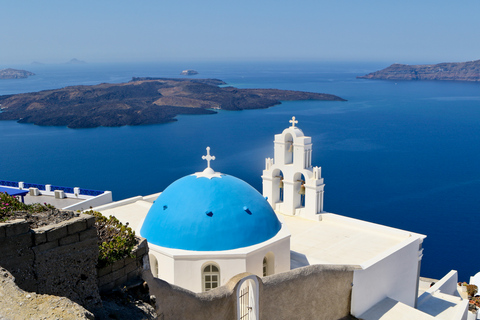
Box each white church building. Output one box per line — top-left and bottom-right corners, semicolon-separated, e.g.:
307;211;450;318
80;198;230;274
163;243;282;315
93;117;471;319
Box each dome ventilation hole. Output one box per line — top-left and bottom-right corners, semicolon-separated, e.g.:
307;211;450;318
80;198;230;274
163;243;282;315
163;205;168;210
243;206;252;215
206;211;213;217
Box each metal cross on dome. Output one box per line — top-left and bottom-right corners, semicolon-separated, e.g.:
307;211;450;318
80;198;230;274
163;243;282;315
289;116;298;128
202;147;216;169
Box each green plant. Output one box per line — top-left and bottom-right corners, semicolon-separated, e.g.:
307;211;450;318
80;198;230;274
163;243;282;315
85;210;137;268
0;192;54;222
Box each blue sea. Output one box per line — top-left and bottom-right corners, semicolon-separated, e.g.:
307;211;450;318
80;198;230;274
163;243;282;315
1;61;479;280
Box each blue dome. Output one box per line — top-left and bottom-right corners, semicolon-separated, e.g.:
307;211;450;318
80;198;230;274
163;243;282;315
140;174;281;251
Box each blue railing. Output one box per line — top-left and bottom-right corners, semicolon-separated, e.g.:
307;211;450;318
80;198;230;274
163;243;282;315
23;183;46;191
50;185;75;194
79;188;104;196
0;180;19;188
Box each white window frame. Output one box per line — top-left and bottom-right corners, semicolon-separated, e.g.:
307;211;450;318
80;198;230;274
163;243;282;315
202;263;220;292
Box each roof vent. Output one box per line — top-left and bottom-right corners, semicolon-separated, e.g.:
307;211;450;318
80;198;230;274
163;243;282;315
206;211;213;217
163;205;168;210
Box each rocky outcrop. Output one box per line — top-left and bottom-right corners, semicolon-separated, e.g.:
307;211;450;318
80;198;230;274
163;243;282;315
0;267;94;320
358;60;480;81
0;68;35;79
0;78;346;128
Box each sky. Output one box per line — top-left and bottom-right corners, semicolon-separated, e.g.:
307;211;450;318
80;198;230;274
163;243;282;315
2;0;480;64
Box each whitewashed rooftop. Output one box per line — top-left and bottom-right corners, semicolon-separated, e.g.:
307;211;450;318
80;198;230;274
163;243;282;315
93;193;159;231
280;212;424;269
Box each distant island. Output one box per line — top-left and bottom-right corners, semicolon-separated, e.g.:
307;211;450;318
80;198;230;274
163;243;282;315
358;59;480;82
0;68;35;79
0;77;345;128
66;58;87;64
180;69;198;75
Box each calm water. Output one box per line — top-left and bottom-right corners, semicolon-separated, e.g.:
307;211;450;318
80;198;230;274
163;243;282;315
1;61;479;280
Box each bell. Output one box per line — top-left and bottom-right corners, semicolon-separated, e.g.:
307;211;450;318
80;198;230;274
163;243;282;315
299;184;305;195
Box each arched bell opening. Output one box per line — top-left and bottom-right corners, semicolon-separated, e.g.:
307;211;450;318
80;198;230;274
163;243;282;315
272;169;284;203
284;133;294;164
293;172;307;209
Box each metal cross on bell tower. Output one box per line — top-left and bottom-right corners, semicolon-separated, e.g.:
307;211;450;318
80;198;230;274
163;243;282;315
289;116;298;128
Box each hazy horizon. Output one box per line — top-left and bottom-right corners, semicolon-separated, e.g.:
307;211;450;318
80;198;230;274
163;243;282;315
2;0;479;65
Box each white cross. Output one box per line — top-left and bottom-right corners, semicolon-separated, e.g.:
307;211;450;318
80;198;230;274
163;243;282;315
289;116;298;128
202;146;215;169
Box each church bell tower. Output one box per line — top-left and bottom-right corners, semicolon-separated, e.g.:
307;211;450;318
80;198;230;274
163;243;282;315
262;117;325;220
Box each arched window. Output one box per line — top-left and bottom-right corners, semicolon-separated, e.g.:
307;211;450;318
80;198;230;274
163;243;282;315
203;264;220;292
263;252;275;276
149;254;158;278
263;257;268;277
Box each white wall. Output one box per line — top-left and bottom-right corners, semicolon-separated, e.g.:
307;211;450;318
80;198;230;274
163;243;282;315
148;231;291;293
245;237;290;276
169;237;290;293
424;270;459;296
351;237;422;317
174;257;246;293
417;270;469;320
64;191;113;211
151;249;175;285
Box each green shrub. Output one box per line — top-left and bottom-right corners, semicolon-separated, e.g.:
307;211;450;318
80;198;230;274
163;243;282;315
85;210;137;268
0;192;53;222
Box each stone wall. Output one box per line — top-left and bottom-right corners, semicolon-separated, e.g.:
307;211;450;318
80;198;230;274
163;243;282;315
0;214;101;311
144;264;359;320
261;264;357;320
97;237;148;293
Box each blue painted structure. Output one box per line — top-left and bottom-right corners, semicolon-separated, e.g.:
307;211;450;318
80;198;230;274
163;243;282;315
0;186;28;197
140;174;282;251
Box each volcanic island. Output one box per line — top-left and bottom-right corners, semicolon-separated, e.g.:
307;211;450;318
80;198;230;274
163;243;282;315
0;77;346;128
